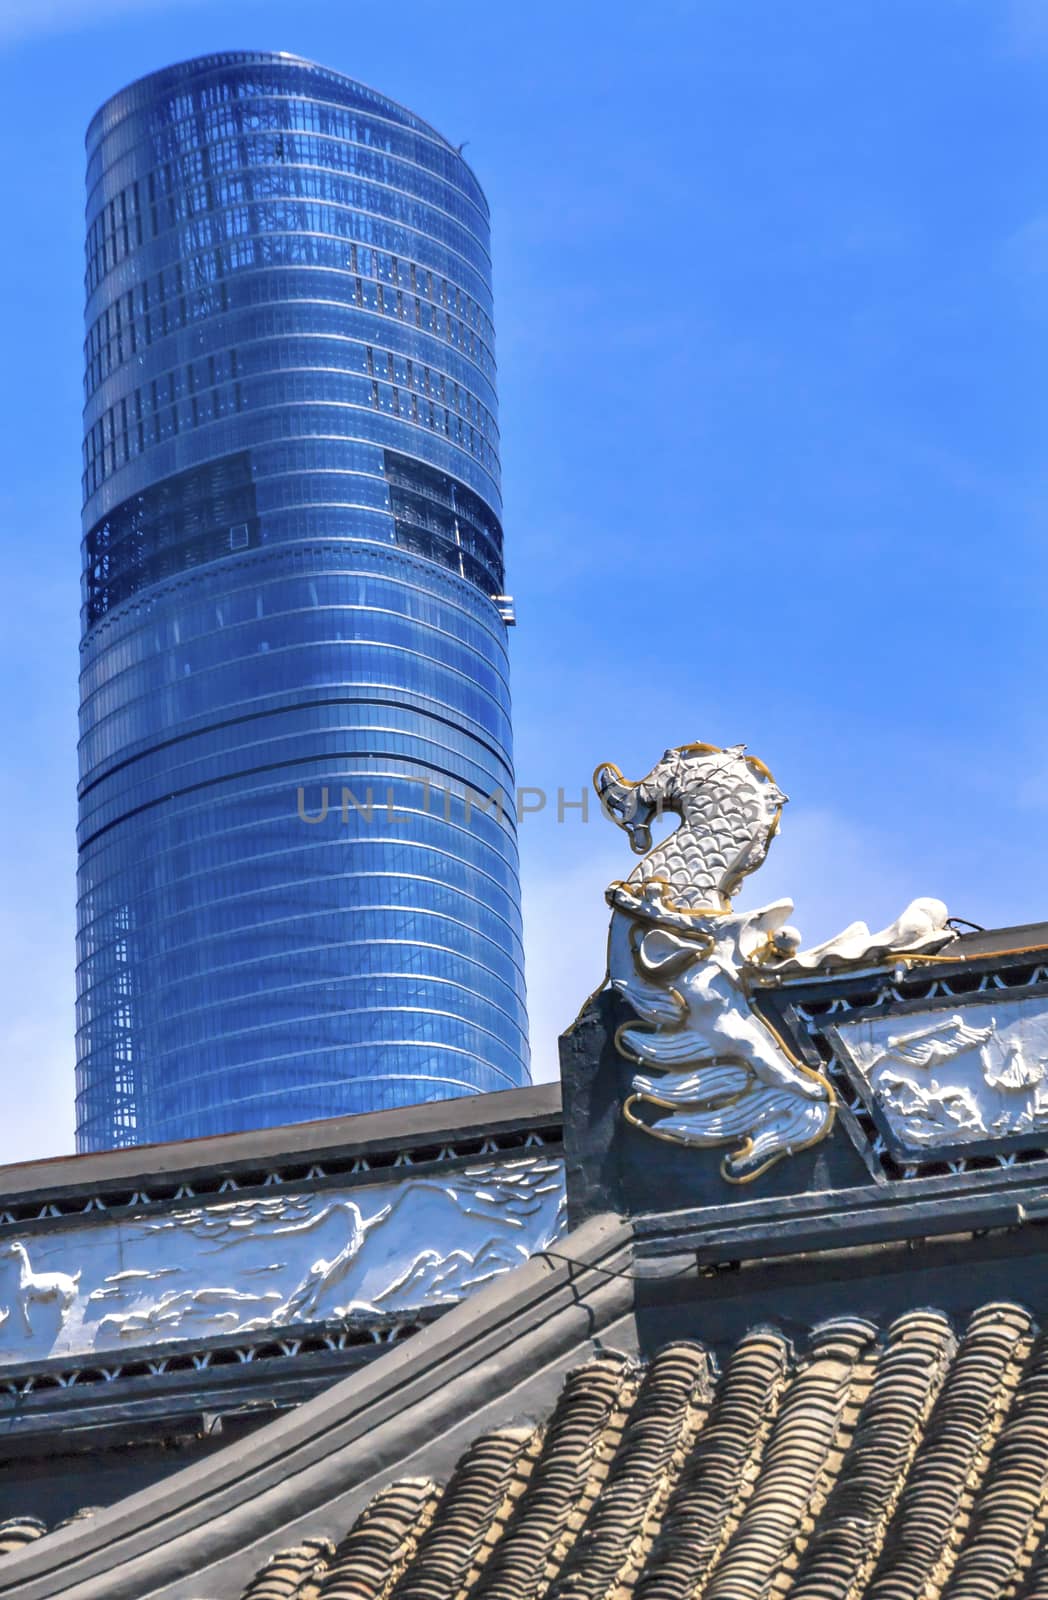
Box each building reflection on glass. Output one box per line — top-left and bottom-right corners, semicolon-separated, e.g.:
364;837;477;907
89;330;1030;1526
75;53;529;1150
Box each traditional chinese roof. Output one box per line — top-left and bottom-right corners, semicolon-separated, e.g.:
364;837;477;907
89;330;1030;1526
222;1301;1048;1600
0;1512;96;1563
0;1083;563;1480
11;924;1048;1599
0;1525;45;1561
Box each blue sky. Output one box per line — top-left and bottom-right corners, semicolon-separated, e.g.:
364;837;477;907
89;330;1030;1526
1;0;1046;1162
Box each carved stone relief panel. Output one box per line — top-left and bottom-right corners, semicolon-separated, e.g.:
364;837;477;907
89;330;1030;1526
0;1156;566;1367
829;994;1048;1158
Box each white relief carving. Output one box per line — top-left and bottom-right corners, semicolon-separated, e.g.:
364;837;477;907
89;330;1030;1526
0;1241;81;1336
865;1014;996;1073
981;1032;1045;1091
779;898;955;973
375;1236;533;1306
0;1157;565;1368
608;901;833;1181
596;741;955;1180
97;1287;286;1340
836;996;1048;1150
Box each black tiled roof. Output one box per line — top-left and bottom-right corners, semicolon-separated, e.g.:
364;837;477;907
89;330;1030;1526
0;1510;97;1562
225;1302;1048;1600
0;1525;44;1562
7;1302;1048;1598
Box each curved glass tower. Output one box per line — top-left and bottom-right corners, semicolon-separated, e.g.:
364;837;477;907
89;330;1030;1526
75;53;529;1150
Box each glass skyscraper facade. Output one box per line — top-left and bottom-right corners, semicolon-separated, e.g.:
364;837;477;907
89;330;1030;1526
76;52;529;1151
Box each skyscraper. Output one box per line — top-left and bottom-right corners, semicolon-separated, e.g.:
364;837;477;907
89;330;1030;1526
76;53;529;1151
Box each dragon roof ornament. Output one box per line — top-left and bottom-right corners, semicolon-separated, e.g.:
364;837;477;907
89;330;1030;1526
595;741;957;1181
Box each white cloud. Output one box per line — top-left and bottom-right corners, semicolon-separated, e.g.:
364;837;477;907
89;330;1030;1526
521;844;621;1084
748;806;932;946
0;907;76;1167
0;1017;76;1168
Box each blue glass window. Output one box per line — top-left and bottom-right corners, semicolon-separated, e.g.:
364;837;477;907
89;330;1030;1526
76;53;528;1151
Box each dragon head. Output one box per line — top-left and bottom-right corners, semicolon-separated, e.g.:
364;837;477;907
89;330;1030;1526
596;742;790;913
594;762;657;855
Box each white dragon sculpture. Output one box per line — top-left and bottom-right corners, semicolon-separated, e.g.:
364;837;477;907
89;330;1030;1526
594;741;956;1182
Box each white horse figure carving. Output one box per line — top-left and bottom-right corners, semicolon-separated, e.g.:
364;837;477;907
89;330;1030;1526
0;1240;81;1335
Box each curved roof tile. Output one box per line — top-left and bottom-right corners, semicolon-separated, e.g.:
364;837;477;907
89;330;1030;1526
239;1307;1048;1600
11;1304;1048;1600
